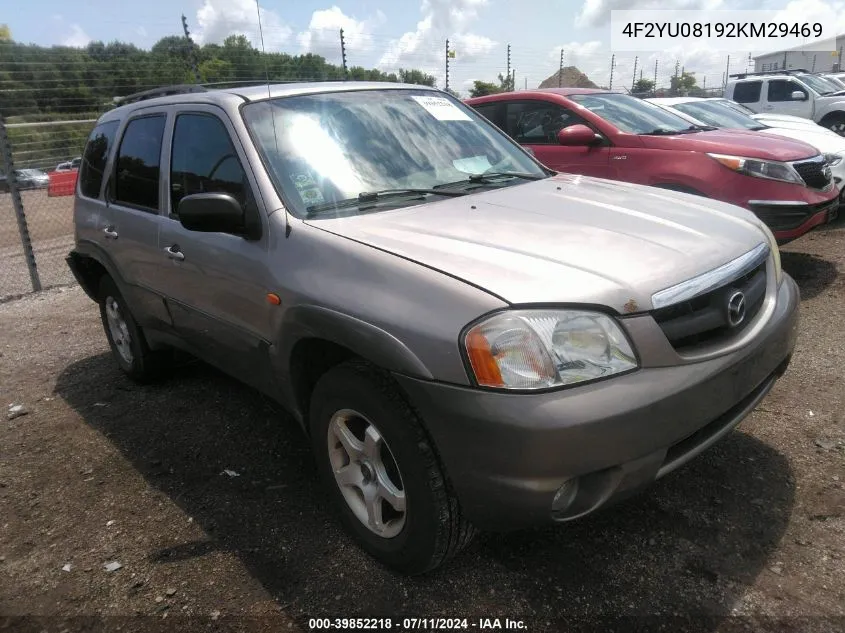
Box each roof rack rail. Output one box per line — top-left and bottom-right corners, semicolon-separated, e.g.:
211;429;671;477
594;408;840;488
729;69;810;79
115;84;209;105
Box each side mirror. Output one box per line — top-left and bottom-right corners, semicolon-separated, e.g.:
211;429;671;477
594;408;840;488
791;90;807;101
557;124;600;146
177;193;247;235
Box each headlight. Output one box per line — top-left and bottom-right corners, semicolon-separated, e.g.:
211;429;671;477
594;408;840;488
707;153;803;185
757;222;783;284
464;310;638;390
824;152;843;166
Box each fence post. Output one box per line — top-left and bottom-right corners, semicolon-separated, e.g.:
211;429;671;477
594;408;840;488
0;114;42;293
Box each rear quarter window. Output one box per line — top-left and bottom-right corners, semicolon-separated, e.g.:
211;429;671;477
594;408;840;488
78;120;119;199
732;81;762;103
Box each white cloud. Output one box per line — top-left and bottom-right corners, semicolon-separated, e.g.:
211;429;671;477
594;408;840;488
377;0;497;84
576;0;724;28
771;0;845;43
297;6;385;63
194;0;292;51
62;24;91;48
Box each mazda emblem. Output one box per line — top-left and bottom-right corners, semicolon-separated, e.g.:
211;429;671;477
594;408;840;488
727;291;746;327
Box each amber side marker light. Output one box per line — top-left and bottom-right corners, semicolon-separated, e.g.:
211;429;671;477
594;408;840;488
465;329;504;387
266;293;282;305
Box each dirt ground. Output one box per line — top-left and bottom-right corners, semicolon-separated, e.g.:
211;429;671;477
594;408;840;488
0;219;843;633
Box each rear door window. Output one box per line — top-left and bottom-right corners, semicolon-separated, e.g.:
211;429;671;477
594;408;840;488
79;121;119;199
732;81;762;103
113;115;166;212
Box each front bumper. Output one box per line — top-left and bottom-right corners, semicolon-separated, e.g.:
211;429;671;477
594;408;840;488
748;197;838;244
395;275;800;531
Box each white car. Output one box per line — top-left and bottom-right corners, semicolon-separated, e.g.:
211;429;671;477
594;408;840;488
648;96;845;193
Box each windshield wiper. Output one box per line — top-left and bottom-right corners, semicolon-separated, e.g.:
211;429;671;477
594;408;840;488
749;124;769;131
434;171;547;190
306;188;467;216
642;127;686;135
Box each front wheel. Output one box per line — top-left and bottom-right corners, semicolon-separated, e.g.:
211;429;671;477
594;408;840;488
309;360;475;574
822;113;845;136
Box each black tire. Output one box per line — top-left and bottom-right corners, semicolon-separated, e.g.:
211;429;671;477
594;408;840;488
310;360;475;575
821;113;845;136
98;276;171;383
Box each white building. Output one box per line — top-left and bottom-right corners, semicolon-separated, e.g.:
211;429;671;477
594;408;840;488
754;36;845;73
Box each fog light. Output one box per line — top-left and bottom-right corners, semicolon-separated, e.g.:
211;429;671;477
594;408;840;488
551;478;580;516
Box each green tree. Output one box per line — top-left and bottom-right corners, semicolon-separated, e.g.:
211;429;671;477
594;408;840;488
670;71;698;95
633;78;655;93
398;68;436;87
469;80;501;98
497;72;514;92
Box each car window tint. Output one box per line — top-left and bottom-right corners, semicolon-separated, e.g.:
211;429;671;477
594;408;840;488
170;113;249;214
472;103;500;125
113;115;166;211
732;81;762;103
79;120;119;199
505;101;586;144
768;80;807;102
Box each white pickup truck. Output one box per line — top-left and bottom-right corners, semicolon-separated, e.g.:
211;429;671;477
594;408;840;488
725;71;845;136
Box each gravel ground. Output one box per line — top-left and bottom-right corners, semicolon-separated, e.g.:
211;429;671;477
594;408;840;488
0;219;843;633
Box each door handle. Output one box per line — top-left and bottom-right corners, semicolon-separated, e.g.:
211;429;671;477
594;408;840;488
164;245;185;261
764;105;773;110
103;226;118;239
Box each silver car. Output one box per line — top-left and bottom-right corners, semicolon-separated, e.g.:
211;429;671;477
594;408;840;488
67;82;799;574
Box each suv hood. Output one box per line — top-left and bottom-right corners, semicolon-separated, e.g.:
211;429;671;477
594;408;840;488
307;175;768;313
760;126;845;153
639;128;818;161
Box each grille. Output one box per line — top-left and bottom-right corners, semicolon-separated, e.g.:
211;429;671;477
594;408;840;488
651;261;767;351
792;157;831;189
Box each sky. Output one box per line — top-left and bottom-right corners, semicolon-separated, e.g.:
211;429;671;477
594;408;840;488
7;0;845;94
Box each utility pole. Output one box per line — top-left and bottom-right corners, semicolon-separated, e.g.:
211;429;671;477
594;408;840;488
839;46;843;72
812;54;817;72
654;59;658;94
783;49;788;70
559;49;564;87
703;76;707;90
724;55;730;88
445;39;450;92
507;44;511;90
512;69;516;92
609;54;615;90
339;29;348;78
181;14;201;83
631;56;638;91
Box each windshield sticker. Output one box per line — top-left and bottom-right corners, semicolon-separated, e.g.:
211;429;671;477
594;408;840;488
452;155;492;174
411;96;472;122
292;173;325;205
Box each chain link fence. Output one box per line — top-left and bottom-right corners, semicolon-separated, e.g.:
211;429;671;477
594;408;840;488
0;29;748;300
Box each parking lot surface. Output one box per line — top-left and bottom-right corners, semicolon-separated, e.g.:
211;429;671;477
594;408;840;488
1;219;843;633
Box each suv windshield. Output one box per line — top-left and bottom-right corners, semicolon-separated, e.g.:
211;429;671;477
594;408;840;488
570;92;695;134
672;100;764;130
242;89;546;217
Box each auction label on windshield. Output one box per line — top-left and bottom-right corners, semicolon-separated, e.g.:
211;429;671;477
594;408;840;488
610;9;831;53
412;96;472;122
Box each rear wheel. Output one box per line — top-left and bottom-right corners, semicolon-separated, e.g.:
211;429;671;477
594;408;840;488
98;276;171;382
309;360;475;574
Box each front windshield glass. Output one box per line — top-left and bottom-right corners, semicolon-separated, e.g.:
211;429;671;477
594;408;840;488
718;99;757;115
242;89;546;217
569;92;695;134
673;100;762;130
799;73;837;95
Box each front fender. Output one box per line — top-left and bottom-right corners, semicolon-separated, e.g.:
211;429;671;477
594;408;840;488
274;304;433;379
815;100;845;121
